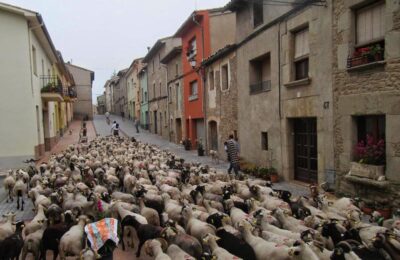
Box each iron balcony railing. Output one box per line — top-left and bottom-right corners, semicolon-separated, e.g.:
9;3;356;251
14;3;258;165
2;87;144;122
249;80;271;95
40;75;63;95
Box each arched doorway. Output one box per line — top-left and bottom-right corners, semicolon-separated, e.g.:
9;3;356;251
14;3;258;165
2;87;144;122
208;121;218;150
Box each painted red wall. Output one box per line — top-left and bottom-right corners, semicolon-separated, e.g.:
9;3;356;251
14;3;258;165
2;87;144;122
179;11;211;142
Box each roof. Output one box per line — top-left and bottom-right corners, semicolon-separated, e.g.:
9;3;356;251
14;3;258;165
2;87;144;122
142;36;172;63
202;44;237;66
66;63;94;73
174;8;225;37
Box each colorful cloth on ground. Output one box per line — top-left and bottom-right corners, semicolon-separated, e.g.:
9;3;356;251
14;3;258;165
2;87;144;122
84;218;119;252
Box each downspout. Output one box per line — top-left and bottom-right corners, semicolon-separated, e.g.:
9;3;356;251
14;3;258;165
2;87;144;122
192;13;208;153
278;21;284;178
161;63;170;141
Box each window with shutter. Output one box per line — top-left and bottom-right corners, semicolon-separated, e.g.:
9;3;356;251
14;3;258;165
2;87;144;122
356;2;385;45
221;64;229;91
209;71;214;90
294;28;309;80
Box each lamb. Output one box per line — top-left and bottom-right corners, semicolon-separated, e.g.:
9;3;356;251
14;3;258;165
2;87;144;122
273;208;309;233
28;188;51;209
161;226;203;259
23;204;46;237
0;221;25;260
167;244;196;260
123;215;163;257
238;220;302;260
261;230;297;246
181;205;216;242
21;221;47;260
0;212;16;242
58;215;88;259
139;197;160;226
3;171;15;203
144;238;171;260
202;233;243;260
40;221;69;260
13;174;27;210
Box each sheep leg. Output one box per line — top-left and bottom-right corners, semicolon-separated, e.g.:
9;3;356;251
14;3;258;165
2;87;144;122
136;240;144;257
121;225;126;251
52;249;59;260
17;195;20;209
21;197;24;211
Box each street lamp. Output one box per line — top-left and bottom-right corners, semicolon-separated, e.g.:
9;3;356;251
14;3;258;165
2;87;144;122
189;58;197;69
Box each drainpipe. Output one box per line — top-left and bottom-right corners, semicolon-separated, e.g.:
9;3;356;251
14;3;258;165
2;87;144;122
192;13;208;154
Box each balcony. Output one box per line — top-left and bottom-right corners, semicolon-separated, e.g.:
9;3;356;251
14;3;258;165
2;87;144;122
40;76;63;102
188;94;198;101
347;43;385;70
249;80;271;95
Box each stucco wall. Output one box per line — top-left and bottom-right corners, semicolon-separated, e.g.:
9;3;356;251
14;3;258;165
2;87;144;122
66;64;93;119
210;12;236;53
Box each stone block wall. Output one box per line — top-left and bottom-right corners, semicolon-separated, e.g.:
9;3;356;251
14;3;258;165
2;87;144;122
332;0;400;207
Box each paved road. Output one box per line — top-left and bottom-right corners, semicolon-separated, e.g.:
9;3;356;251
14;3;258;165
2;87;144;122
93;115;310;197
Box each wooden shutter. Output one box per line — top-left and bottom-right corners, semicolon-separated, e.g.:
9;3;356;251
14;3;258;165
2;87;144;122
356;3;385;44
294;29;309;59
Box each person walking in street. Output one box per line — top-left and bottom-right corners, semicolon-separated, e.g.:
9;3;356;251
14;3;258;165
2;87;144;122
226;134;239;176
121;111;125;121
111;123;120;136
105;112;110;125
135;118;140;133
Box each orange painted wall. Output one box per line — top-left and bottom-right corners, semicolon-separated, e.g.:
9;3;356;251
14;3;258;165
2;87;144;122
180;11;211;142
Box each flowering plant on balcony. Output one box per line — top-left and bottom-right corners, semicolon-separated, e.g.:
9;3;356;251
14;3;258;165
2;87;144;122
354;135;385;165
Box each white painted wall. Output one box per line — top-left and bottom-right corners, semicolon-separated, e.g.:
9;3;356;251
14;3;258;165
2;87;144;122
0;9;56;167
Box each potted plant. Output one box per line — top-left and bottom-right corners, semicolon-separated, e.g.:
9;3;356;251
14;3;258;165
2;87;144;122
182;138;191;151
268;167;279;183
350;135;385;180
370;44;383;61
258;167;269;180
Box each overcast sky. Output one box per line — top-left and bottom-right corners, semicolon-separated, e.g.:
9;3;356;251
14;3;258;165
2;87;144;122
4;0;229;103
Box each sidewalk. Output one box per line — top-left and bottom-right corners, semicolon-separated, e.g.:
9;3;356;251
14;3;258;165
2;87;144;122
93;115;310;197
37;120;97;165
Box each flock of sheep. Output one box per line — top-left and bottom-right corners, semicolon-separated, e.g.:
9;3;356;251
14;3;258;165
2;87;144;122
0;135;399;260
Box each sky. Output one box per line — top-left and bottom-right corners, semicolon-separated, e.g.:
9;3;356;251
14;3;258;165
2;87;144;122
3;0;229;103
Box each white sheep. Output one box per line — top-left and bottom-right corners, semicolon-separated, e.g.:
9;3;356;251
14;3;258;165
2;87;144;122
59;216;89;259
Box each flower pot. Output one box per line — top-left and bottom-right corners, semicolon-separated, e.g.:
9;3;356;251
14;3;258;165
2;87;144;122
349;162;384;180
361;206;374;215
270;174;279;183
376;208;392;219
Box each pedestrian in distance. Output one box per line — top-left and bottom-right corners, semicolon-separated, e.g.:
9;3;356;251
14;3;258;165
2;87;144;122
121;111;125;121
105;112;110;125
226;134;240;176
135;118;140;133
111;122;119;136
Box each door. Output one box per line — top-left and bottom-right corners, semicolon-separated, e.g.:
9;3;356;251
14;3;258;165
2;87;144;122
176;119;182;143
153;111;158;134
294;118;318;183
209;121;218;150
145;111;149;130
196;119;205;144
159;112;162;136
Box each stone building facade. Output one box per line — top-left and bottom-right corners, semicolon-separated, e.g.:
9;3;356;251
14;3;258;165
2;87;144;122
332;0;400;206
144;37;181;140
203;46;238;159
126;58;143;120
160;40;185;143
228;0;334;183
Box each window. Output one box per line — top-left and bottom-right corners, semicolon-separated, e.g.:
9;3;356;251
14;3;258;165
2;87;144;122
175;63;179;76
253;1;264;27
209;71;214;90
168;85;172;102
152;60;155;73
41;59;44;76
294;29;309;80
176;83;180;110
356;115;385;143
189;80;198;101
165;111;167;126
153;83;156;99
158;54;161;68
32;46;37;76
187;37;197;58
356;2;385;45
144;91;147;102
159;82;162;97
261;132;268;150
249;54;271;94
221;64;229;91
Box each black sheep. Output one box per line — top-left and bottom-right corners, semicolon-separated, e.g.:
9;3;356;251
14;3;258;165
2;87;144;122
0;221;25;260
121;215;163;257
216;228;256;260
40;222;70;260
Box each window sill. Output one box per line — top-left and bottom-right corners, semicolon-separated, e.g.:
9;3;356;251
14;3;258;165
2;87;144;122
188;95;198;102
347;60;386;72
284;77;311;88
